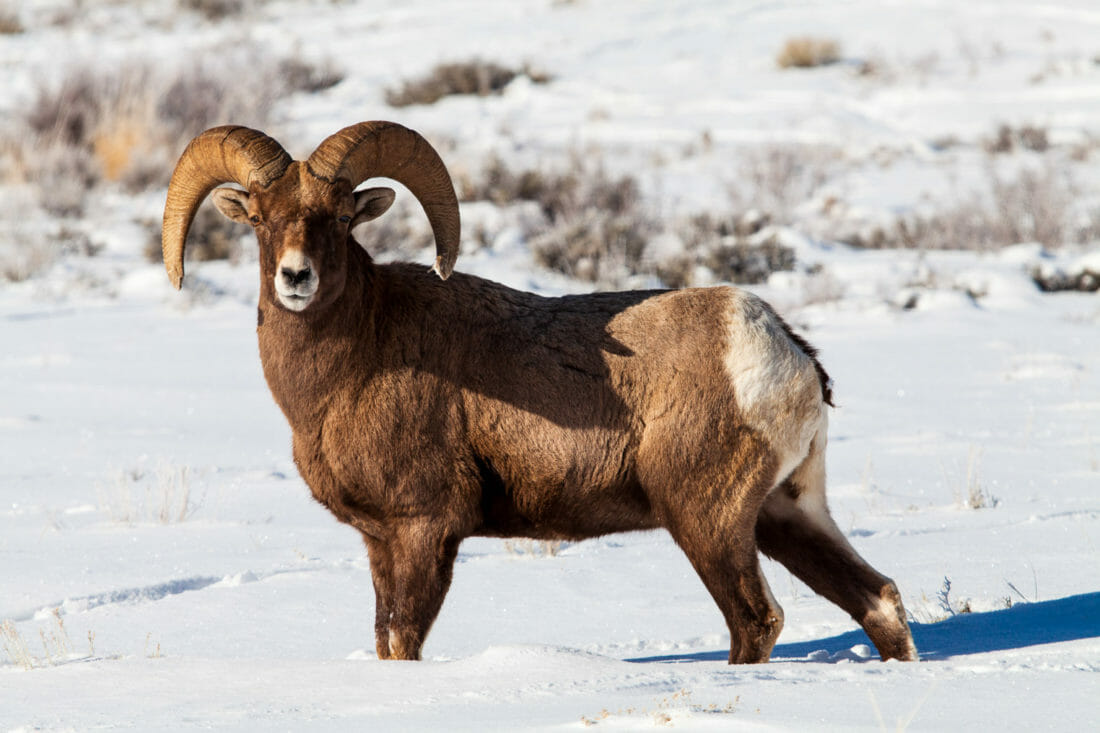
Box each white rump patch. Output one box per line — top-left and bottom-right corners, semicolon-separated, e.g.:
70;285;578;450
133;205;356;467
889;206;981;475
723;288;825;481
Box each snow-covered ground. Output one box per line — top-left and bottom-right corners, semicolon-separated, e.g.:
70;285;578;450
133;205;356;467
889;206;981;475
2;1;1098;730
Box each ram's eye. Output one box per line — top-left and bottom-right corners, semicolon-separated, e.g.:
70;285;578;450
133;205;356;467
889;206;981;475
337;215;351;224
249;215;261;225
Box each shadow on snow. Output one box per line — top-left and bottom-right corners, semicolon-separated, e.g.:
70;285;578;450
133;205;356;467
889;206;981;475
628;591;1100;663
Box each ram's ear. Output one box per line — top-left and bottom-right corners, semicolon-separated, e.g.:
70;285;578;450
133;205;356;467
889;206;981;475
351;187;396;228
211;187;252;224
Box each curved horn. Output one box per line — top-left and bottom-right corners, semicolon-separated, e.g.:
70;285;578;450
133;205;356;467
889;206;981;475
162;126;292;289
306;121;460;280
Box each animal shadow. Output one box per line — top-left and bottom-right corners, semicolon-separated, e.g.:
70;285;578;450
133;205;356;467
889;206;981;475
627;592;1100;663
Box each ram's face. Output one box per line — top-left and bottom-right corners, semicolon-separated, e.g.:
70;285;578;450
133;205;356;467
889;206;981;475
211;163;395;313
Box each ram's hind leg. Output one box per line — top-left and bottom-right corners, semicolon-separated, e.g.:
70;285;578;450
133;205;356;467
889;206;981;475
755;434;917;661
660;449;785;664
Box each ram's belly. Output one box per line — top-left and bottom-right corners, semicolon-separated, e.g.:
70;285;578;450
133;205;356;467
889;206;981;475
470;419;657;540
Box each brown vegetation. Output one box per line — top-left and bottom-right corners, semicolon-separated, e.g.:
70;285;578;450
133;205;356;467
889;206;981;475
177;0;246;21
0;9;22;34
1032;264;1100;293
838;162;1095;251
144;204;249;265
386;59;550;107
3;51;341;223
984;124;1050;154
776;37;842;69
459;154;800;288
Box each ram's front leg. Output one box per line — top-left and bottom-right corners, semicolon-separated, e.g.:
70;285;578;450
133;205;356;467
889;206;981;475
362;535;396;659
383;518;461;660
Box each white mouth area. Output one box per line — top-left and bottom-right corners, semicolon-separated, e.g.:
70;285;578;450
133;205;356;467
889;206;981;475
275;250;318;312
276;291;314;311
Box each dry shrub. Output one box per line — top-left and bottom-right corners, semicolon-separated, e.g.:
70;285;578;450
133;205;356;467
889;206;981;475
679;211;770;246
776;37;841;69
653;255;696;290
729;143;836;226
984;124;1050;154
1032;265;1100;293
0;235;56;282
277;57;344;95
705;237;795;285
838;161;1094;251
0;9;22;34
144;203;249;264
459;154;576;213
462;153;799;288
0;225;97;283
531;210;651;284
839;207;1003;251
350;198;436;262
986;165;1082;246
16;63;248;213
477;156;654;285
386;59;550;107
26;144;100;217
178;0;246;21
9;51;342;220
664;213;795;287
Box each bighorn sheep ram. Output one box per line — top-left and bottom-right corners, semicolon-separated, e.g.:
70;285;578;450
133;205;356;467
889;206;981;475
162;121;917;664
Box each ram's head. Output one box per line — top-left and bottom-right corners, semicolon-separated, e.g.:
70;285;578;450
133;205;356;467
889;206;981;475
162;122;460;312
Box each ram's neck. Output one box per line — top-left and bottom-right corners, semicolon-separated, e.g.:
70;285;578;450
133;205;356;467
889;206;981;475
256;245;377;432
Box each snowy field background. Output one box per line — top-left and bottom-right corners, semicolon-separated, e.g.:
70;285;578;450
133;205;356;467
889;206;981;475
1;1;1098;730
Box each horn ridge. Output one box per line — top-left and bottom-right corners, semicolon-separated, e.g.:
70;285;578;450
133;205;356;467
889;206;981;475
307;121;460;279
161;126;291;289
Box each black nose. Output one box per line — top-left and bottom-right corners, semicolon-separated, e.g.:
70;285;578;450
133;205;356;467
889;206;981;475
281;266;312;286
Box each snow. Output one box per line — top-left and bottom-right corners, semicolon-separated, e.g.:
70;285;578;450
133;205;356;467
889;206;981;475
2;1;1099;730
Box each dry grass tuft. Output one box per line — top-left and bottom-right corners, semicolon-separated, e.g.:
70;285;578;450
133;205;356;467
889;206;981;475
97;462;200;525
2;610;79;670
776;36;842;69
386;59;550;107
581;689;738;727
0;8;22;34
1;620;34;670
93;121;145;183
178;0;246;21
503;539;565;557
984;123;1050;155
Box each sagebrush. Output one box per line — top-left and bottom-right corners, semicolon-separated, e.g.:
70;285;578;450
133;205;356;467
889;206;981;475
386;59;549;107
5;51;342;215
